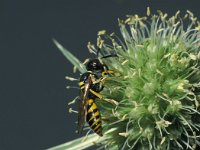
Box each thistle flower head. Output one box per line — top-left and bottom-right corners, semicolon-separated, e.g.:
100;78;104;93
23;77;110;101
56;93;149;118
54;9;200;150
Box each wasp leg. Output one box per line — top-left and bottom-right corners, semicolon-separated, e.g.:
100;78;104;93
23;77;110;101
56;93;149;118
101;54;118;59
101;70;114;77
89;89;103;99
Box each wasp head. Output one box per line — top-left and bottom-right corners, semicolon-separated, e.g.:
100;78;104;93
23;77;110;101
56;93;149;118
86;59;105;72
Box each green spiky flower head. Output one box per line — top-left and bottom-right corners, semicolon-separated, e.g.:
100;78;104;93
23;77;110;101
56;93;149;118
54;9;200;150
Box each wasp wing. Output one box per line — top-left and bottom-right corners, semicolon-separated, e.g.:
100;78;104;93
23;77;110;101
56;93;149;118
77;92;86;134
77;76;92;134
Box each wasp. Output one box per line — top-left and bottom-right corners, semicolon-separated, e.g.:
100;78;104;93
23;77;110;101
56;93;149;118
77;58;114;136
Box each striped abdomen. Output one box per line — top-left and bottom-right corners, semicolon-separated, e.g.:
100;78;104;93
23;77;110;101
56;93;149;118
86;99;103;136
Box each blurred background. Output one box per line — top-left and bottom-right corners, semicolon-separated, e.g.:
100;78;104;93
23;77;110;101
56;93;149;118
0;0;199;149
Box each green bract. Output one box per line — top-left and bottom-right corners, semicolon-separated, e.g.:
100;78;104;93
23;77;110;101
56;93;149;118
53;10;200;150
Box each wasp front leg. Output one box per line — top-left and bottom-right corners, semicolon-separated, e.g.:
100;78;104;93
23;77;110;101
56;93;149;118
101;69;114;77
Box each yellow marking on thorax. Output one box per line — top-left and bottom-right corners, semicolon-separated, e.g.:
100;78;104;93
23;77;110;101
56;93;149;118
79;81;84;87
87;99;94;104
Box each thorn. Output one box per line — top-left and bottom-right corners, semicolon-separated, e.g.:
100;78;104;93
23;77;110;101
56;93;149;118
65;76;78;81
83;58;89;65
73;66;77;73
66;86;79;89
160;137;166;145
98;30;106;36
147;7;151;16
121;60;128;65
68;96;79;105
119;132;129;137
69;108;78;114
105;98;119;106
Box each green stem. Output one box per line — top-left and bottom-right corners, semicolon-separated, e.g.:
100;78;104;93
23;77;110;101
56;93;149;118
47;134;101;150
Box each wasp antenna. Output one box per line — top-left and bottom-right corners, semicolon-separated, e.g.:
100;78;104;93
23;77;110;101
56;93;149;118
101;54;118;59
97;47;109;57
97;47;101;57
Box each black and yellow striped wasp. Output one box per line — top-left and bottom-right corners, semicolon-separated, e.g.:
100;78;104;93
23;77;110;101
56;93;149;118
77;58;114;136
